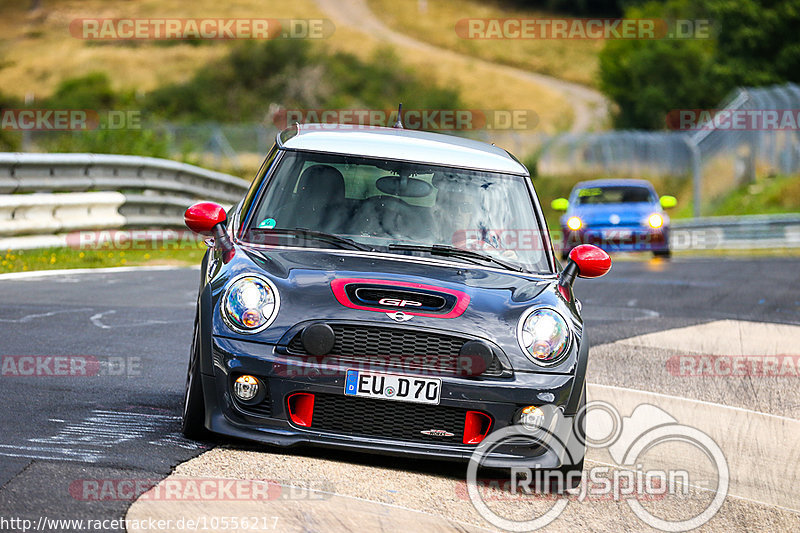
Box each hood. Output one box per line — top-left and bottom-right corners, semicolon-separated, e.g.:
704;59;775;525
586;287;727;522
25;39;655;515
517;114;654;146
207;245;580;375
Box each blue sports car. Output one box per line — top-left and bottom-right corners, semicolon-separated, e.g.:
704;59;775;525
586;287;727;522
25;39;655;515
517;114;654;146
552;179;676;259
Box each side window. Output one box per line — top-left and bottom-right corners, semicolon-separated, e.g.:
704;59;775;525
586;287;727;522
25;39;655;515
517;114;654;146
238;144;279;231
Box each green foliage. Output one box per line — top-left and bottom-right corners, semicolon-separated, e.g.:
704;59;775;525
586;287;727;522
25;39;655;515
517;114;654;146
37;126;171;158
44;72;132;110
599;0;800;129
599;0;719;129
499;0;627;16
708;175;800;216
0;91;22;151
709;0;800;87
145;39;462;122
28;39;462;157
34;72;166;157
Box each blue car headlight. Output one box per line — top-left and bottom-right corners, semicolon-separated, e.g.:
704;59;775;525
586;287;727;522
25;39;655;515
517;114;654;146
517;308;571;365
221;274;280;333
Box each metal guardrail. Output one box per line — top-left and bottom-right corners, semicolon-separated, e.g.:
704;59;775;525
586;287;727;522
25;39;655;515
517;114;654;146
0;153;248;203
0;153;250;250
671;214;800;250
0;152;796;252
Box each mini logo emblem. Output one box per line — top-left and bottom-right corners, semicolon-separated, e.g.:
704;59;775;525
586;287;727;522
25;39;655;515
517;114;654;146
420;429;454;437
386;311;414;322
609;214;621;225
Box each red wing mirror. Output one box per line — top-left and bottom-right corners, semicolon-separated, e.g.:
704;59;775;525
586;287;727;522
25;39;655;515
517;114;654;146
185;202;227;236
569;244;611;279
558;244;611;301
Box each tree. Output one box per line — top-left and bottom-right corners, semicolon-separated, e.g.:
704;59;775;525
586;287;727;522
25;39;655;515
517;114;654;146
598;0;798;129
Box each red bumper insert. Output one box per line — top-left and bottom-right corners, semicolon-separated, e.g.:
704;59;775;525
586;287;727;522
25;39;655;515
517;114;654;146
463;411;493;444
286;392;315;427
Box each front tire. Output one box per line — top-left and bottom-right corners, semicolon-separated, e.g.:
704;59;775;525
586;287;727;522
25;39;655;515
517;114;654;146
653;249;671;259
554;383;586;491
181;319;209;440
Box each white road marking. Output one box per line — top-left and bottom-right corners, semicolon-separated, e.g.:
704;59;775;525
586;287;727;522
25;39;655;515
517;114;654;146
89;309;191;329
615;319;800;356
0;265;198;281
0;410;201;463
89;310;115;329
0;308;93;323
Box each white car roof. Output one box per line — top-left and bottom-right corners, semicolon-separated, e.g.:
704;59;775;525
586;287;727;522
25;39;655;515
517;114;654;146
277;124;529;175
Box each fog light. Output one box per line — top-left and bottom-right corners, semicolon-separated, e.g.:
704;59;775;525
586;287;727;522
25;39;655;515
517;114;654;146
234;375;260;401
518;405;545;430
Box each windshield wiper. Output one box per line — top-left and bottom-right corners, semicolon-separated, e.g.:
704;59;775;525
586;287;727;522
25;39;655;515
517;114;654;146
252;227;373;252
388;243;524;272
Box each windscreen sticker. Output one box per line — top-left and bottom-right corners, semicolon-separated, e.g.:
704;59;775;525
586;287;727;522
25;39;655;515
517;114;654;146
258;218;277;229
578;188;602;197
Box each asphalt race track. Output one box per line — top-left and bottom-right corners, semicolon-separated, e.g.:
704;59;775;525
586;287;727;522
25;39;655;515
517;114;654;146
1;258;798;532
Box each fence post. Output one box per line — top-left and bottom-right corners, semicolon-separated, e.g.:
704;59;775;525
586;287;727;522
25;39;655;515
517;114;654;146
683;136;702;219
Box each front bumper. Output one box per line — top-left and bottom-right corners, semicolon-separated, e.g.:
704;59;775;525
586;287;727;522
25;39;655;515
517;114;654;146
199;335;586;468
562;225;669;253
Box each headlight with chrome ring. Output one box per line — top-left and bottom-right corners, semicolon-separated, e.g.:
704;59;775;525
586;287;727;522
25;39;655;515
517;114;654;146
221;274;280;333
517;308;571;365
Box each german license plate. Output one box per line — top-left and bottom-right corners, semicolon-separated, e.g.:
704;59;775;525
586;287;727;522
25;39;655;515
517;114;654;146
602;229;633;241
344;369;441;405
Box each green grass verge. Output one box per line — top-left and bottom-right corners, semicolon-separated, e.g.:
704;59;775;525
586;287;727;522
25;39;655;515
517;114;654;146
0;247;206;274
704;176;800;217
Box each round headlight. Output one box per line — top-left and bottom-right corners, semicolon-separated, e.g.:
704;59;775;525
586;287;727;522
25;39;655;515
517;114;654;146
222;275;280;333
648;213;664;229
567;216;582;231
517;308;570;365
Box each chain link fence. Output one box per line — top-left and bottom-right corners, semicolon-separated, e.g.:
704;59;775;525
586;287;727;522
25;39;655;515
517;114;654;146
538;83;800;216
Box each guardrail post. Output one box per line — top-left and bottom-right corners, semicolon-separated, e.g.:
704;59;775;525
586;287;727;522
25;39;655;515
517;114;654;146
683;136;702;219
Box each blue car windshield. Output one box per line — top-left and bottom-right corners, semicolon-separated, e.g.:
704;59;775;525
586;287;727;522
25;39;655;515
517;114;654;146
242;151;549;273
576;186;654;205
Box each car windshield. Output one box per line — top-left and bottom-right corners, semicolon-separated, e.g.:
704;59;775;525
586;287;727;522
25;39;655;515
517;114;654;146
241;151;549;272
575;185;654;205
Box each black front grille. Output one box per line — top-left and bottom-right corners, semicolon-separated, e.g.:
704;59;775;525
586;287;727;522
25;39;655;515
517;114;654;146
310;393;470;443
286;324;503;376
238;400;272;417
